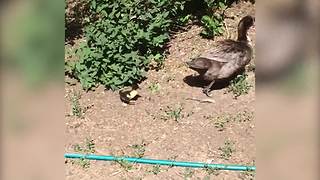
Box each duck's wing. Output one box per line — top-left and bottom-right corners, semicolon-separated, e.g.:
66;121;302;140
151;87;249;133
186;57;213;70
199;40;250;63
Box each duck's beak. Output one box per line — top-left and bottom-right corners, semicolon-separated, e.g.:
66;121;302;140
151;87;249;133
249;24;256;34
252;17;256;32
247;24;255;46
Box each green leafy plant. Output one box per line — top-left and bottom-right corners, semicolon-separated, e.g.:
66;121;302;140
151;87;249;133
204;167;220;176
85;138;96;153
178;14;192;25
239;170;255;180
213;113;233;131
212;110;253;131
71;138;96;168
69;91;93;118
218;139;235;160
183;168;195;179
234;110;254;123
161;105;184;122
70;0;188;90
148;82;161;93
73;138;96;154
70;91;84;118
131;143;146;158
200;0;227;38
116;159;134;171
205;0;227;9
71;157;91;169
201;14;224;38
148;165;161;175
227;73;252;98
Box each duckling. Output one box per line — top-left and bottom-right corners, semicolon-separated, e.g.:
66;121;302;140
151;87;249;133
119;84;141;105
187;15;255;96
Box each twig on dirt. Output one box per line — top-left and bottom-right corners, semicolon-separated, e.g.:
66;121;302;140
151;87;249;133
110;170;123;176
186;98;215;103
175;170;184;178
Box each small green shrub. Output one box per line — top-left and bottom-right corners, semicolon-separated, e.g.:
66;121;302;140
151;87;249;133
178;14;192;25
213;114;233;131
200;0;227;38
200;14;224;38
71;0;188;90
69;91;93;118
205;167;220;176
116;159;134;171
73;138;96;154
70;91;84;118
148;82;161;93
227;73;252;98
131;143;146;158
183;168;195;179
205;0;227;9
211;110;253;131
71;138;96;168
218;139;235;160
161;105;184;122
148;165;161;175
239;170;255;180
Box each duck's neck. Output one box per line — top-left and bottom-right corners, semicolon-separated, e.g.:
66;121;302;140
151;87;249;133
237;25;249;43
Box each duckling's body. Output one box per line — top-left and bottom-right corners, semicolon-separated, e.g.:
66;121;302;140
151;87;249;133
187;16;254;96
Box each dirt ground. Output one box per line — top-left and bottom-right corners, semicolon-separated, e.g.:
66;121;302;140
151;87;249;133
65;1;256;179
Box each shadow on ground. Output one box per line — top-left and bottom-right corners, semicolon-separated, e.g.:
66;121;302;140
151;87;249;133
183;75;231;91
183;68;246;91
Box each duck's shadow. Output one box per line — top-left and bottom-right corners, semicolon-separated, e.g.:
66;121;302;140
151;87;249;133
183;75;231;90
183;69;245;91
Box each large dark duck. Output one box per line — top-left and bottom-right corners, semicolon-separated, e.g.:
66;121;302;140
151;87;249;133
186;15;255;96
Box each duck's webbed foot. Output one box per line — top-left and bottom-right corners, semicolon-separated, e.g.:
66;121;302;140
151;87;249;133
202;80;215;97
202;87;212;97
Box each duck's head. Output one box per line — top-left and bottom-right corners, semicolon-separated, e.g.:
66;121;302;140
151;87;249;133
238;15;255;43
239;15;255;29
